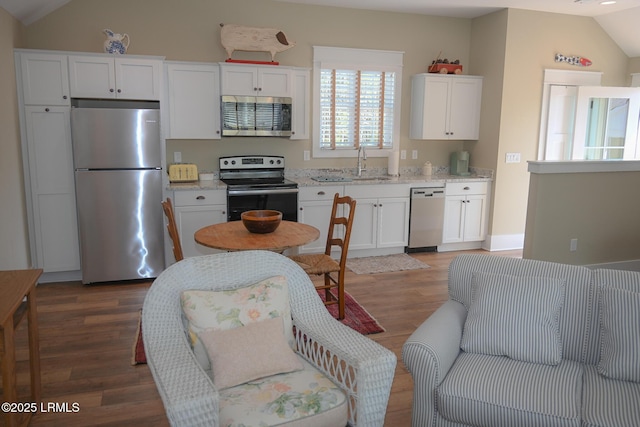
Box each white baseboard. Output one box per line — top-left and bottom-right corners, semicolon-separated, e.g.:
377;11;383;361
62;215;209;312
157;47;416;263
586;259;640;271
39;270;82;284
483;233;524;252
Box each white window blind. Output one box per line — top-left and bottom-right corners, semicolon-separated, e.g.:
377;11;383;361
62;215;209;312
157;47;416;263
313;46;403;158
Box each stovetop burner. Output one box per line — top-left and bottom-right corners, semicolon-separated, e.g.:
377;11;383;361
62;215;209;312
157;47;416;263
219;155;297;189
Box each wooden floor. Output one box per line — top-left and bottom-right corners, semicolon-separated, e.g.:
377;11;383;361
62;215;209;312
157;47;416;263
5;249;521;427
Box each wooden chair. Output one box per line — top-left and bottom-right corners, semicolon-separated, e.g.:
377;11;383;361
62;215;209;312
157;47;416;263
161;197;184;262
289;193;356;319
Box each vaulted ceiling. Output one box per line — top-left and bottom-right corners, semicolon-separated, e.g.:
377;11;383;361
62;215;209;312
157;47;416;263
2;0;640;57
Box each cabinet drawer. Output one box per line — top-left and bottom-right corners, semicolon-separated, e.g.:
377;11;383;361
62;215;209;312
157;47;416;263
345;183;410;199
446;181;487;196
174;190;226;206
299;186;344;201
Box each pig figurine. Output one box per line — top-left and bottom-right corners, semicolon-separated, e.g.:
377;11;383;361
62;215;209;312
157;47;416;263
220;23;296;62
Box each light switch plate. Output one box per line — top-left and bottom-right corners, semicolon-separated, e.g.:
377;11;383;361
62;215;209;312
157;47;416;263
505;152;521;163
400;150;407;160
303;150;310;161
412;150;418;159
174;151;182;163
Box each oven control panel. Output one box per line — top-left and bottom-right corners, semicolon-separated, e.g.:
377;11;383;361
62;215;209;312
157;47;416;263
219;155;284;170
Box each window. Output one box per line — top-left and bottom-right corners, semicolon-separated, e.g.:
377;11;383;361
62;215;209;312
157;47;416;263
313;46;403;158
538;69;640;161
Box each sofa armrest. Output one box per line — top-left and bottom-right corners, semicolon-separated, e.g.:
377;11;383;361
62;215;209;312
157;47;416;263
401;300;467;426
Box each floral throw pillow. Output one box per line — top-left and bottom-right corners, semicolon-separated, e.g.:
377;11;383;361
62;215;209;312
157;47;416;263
181;275;294;372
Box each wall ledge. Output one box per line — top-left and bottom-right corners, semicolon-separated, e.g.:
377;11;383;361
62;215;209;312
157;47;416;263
528;160;640;174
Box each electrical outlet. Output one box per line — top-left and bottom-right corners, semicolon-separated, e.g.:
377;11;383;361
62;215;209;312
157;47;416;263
505;152;521;163
173;151;182;163
570;238;578;252
303;150;310;161
412;150;418;159
400;150;407;160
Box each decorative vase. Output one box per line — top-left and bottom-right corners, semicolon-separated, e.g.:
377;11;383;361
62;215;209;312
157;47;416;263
103;29;129;54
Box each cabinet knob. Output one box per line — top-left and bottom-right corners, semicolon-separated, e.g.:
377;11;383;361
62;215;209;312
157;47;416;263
254;87;258;92
45;108;50;112
117;89;122;93
464;186;470;190
63;95;68;100
222;211;226;215
299;207;303;210
317;191;325;196
216;130;220;134
109;88;114;93
196;195;205;200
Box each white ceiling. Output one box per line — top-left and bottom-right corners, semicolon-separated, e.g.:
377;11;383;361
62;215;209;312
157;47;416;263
2;0;640;56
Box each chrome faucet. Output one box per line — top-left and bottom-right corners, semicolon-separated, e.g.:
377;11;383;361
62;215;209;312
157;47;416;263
356;146;367;176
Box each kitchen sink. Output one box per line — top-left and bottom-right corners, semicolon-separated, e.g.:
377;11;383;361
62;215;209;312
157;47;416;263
351;176;392;181
311;176;353;182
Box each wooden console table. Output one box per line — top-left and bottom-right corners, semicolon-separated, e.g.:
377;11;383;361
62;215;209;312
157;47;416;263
1;269;42;427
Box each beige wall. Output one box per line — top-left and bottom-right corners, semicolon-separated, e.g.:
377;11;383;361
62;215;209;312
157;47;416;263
0;8;29;269
477;9;630;248
524;170;640;265
24;0;472;171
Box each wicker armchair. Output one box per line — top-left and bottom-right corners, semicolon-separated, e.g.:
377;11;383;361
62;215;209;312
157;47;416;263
142;250;396;427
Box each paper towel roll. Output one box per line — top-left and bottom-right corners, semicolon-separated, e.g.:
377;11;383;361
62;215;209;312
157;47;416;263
388;151;400;176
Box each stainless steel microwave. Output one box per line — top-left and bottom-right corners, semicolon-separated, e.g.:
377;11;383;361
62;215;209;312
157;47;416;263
221;95;292;137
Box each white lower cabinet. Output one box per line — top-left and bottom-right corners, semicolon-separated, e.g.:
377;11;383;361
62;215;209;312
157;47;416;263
172;190;227;260
345;184;410;252
297;186;344;254
442;182;488;244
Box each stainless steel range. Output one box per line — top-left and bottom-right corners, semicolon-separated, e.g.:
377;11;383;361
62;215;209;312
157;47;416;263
219;155;298;222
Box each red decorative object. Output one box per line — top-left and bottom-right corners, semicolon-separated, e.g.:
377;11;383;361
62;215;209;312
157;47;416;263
225;58;280;66
428;63;463;74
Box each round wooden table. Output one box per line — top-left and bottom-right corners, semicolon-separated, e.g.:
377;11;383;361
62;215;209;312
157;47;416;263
195;220;320;253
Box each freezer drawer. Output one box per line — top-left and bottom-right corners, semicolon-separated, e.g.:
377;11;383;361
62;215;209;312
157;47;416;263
75;169;164;283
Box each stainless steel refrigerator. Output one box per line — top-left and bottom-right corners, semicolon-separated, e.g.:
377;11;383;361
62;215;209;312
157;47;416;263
71;100;164;284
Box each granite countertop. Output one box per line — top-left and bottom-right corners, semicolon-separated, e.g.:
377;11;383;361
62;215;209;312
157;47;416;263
168;167;493;191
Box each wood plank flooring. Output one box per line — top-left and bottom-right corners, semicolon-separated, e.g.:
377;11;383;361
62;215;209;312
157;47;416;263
4;249;520;426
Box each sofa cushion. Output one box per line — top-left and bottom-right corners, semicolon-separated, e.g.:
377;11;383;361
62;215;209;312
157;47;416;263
437;352;582;427
460;272;565;365
582;365;640;427
448;255;596;365
219;357;348;427
180;275;295;372
199;316;304;390
597;287;640;383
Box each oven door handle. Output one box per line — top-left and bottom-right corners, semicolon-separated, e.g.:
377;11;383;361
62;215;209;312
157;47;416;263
228;188;299;196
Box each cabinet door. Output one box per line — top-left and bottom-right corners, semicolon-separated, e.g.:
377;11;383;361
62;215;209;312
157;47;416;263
167;63;221;139
175;205;226;259
449;77;483;140
258;68;291;96
424;77;451;139
349;198;378;250
377;197;410;248
68;56;116;98
298;200;333;254
462;194;487;242
220;65;258;95
442;196;465;244
19;53;70;106
291;69;310;140
115;58;161;100
24;106;80;272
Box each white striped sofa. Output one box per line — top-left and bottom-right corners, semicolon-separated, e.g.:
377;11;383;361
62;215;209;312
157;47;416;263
403;254;640;427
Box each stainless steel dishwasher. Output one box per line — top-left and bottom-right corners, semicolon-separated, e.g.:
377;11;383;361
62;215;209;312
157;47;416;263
408;184;446;250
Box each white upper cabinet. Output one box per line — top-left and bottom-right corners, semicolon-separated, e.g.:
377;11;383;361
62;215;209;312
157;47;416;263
220;63;292;97
68;55;162;100
166;62;221;139
410;74;483;140
18;52;70;106
291;68;310;140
